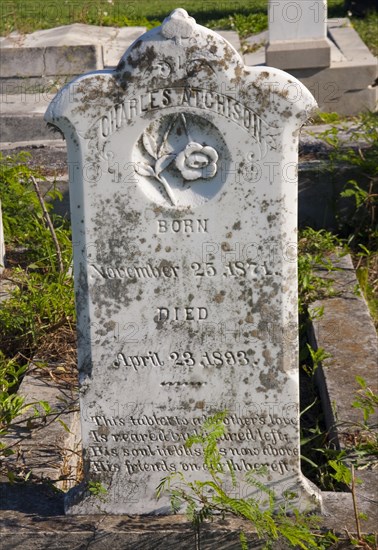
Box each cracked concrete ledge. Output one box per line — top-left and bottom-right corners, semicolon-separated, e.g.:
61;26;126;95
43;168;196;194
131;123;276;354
0;45;103;79
310;254;378;432
0;24;147;69
0;495;375;550
308;252;378;533
1;254;377;548
1;363;79;486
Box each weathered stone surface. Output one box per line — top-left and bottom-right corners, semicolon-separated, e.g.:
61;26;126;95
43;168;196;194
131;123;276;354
45;9;319;514
2;138;372;232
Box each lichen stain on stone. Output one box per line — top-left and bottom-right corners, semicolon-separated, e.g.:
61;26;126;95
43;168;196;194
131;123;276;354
98;425;110;437
262;349;273;365
214;291;226;303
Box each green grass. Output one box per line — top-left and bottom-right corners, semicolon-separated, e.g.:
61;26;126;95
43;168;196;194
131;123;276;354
352;12;378;57
1;0;377;55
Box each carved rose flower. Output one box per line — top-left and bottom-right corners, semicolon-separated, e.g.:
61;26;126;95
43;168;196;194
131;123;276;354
175;142;218;181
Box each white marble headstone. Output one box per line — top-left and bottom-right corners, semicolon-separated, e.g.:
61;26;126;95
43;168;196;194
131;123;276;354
45;9;319;515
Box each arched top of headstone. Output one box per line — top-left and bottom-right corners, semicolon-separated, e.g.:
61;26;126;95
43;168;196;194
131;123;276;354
46;9;317;143
115;8;244;88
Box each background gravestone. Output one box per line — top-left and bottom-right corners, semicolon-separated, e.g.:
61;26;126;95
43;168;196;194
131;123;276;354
266;0;331;69
45;9;319;514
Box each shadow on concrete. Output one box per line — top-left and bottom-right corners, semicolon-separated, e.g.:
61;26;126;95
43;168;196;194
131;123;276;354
0;482;64;516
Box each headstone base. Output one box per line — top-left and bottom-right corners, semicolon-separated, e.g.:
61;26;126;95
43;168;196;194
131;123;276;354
266;38;332;70
62;458;322;515
64;490;322;516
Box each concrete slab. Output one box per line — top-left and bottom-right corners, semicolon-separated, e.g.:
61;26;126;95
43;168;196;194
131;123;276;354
0;93;53;114
309;254;378;433
0;24;147;68
0;93;64;141
308;254;378;532
0;493;376;549
0;25;239;70
0;47;44;77
290;63;377;115
329;40;347;63
2;363;78;484
0;77;73;95
0;45;102;78
0;115;60;142
329;19;377;63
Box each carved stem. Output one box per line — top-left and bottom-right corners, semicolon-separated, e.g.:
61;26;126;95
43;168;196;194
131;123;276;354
157;174;176;206
159;114;179;156
181;113;192;142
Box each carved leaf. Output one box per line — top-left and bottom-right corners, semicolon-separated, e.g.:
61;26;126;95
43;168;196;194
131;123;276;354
155;154;176;176
135;163;155;177
158;114;179;156
142;133;158;159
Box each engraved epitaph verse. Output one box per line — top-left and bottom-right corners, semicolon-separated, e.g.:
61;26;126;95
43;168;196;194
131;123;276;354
45;9;319;514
